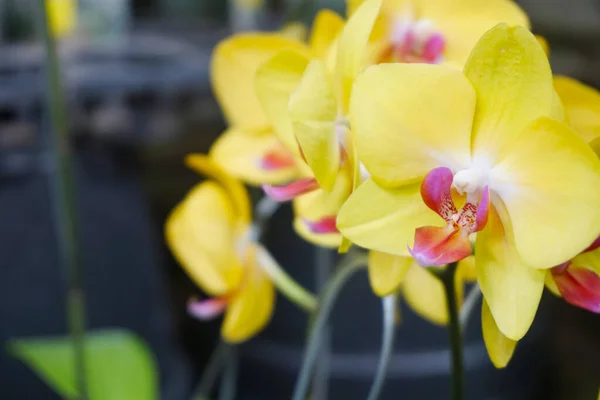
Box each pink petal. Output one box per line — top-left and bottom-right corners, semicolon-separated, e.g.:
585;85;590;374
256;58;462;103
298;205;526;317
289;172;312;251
263;178;319;202
422;33;445;63
473;186;490;232
187;297;228;320
303;216;339;234
258;148;296;171
552;267;600;313
409;225;472;267
420;167;456;222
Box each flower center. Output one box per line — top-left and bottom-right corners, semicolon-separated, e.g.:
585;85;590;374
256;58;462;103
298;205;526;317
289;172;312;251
384;17;445;64
452;168;486;197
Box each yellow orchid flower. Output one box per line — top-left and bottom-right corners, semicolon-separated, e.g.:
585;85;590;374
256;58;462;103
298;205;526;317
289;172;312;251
337;24;600;347
348;0;529;67
554;76;600;144
256;0;381;248
209;12;345;186
165;155;276;343
369;252;476;325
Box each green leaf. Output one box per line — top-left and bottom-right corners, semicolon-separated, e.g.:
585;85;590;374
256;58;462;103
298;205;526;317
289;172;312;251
8;329;158;400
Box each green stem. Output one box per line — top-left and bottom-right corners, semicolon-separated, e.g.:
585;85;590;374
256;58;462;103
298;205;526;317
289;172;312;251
312;247;333;400
291;251;369;400
440;262;464;400
218;346;239;400
256;245;318;312
366;294;397;400
193;342;230;400
459;284;482;332
36;2;88;400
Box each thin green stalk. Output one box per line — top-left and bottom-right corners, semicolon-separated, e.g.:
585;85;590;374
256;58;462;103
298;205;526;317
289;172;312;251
218;347;239;400
440;262;464;400
459;284;482;332
36;2;88;399
193;342;230;400
366;294;397;400
291;251;369;400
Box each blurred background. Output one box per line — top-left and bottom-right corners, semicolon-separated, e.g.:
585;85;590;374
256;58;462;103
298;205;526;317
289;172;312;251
0;0;599;399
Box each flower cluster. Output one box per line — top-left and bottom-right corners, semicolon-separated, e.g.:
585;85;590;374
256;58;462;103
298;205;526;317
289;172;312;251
166;0;600;370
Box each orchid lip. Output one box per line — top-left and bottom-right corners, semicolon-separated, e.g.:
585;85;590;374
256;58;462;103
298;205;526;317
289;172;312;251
552;265;600;313
303;216;339;234
258;148;296;171
262;178;320;202
187;296;228;320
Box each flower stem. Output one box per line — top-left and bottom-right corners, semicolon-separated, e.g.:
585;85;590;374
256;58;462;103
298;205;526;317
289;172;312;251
193;341;230;400
218;346;239;400
366;294;397;400
312;247;333;400
36;2;88;399
440;262;464;400
291;251;369;400
459;284;482;332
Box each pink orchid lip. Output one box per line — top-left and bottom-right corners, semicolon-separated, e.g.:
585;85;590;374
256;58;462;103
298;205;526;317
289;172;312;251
410;167;489;266
552;265;600;313
303;216;339;234
258;148;296;171
263;178;320;202
382;26;445;64
187;296;228;320
583;235;600;253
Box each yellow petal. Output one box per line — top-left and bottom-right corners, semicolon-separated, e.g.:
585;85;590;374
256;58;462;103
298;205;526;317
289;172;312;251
350;63;474;187
335;0;382;113
185;154;252;225
255;49;311;154
337;179;443;256
481;298;517;369
368;251;412;296
544;273;561;297
210;127;300;186
457;255;477;282
491;117;600;269
289;60;339;190
281;22;308;42
292;167;353;248
222;246;275;343
165;182;244;296
403;263;462;326
554;76;600;143
465;24;554;163
421;0;529;67
310;10;345;58
475;204;545;340
211;33;308;129
536;35;550;57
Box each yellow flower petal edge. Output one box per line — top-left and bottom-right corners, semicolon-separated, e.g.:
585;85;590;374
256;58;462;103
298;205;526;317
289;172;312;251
310;9;345;58
222;246;276;343
335;0;382;113
289;59;339;190
491;117;600;269
211;33;308;130
554;75;600;143
165;182;244;296
209;127;299;186
185;154;252;225
482;299;517;369
465;24;554;163
368;251;412;297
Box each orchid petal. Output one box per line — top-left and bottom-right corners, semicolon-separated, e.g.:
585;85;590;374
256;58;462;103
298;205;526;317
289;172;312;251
255;49;311;155
554;76;600;143
350;63;474;187
337;179;443;256
186;155;252;225
303;216;339;234
481;298;517;369
336;0;382;113
552;266;600;313
420;166;456;221
289;60;339;190
465;24;554;163
410;226;472;267
475;204;545;340
212;34;307;129
491;117;600;269
263;178;320;202
222;246;275;343
403;263;463;326
310;10;345;58
187;297;228;321
165;182;244;296
210;127;299;186
368;251;412;297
